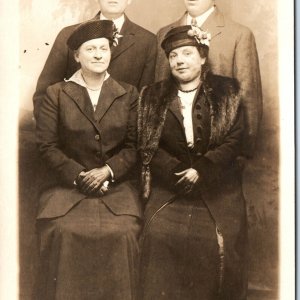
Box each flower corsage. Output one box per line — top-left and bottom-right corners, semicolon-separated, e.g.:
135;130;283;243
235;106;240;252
187;26;211;47
112;24;123;46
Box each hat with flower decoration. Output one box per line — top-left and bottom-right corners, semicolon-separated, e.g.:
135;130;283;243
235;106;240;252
161;25;211;55
67;20;120;50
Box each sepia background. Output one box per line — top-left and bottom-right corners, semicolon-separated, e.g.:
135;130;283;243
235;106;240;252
19;0;279;299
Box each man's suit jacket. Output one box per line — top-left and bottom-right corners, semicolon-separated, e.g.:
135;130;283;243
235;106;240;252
33;14;156;119
35;76;141;219
155;7;263;157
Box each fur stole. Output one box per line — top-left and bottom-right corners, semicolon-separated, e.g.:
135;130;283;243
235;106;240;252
137;72;241;200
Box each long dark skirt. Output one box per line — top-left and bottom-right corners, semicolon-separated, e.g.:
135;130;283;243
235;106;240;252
139;197;221;300
34;198;141;300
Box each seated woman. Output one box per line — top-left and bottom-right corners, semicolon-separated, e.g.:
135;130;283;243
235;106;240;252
34;20;141;300
138;25;247;299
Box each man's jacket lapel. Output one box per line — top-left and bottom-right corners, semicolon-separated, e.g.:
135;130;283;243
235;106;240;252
111;16;136;61
201;7;224;39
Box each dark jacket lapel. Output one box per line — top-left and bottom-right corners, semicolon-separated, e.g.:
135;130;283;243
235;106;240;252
94;76;127;122
168;95;184;129
63;82;96;123
111;16;136;62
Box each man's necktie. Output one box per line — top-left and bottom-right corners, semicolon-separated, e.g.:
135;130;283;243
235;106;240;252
191;17;198;27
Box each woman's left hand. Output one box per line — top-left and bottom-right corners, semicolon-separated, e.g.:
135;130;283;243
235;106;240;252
174;168;200;194
77;166;111;195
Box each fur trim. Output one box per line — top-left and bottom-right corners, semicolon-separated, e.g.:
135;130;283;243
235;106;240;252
203;73;241;144
137;81;176;200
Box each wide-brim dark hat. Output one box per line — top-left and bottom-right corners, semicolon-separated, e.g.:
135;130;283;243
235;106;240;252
67;20;115;50
161;25;210;55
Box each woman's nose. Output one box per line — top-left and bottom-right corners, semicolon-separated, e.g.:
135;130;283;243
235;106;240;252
94;49;102;59
176;57;184;65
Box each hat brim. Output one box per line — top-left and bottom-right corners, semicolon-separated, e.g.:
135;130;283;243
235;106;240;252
163;38;199;55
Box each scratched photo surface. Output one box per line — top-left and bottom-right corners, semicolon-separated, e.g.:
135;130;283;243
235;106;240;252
19;0;279;299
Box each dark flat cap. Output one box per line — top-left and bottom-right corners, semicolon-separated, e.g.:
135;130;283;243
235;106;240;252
67;20;115;50
161;25;210;55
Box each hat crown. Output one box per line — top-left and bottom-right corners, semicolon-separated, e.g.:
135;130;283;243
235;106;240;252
67;20;115;50
161;25;211;55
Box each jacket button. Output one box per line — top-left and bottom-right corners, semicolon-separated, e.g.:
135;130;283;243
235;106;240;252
196;114;202;120
195;104;201;110
196;152;202;157
196;137;202;143
95;134;100;141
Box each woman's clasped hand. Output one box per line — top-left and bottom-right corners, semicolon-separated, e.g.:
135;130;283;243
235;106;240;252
76;166;111;196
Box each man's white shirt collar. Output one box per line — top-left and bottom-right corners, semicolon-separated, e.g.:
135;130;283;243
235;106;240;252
186;6;215;27
100;13;125;32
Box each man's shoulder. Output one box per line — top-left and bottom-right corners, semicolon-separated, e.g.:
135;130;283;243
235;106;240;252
158;20;180;32
55;17;96;39
158;20;179;34
222;14;253;36
156;17;184;39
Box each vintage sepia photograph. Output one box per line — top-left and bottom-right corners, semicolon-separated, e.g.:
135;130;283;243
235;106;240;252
0;0;294;299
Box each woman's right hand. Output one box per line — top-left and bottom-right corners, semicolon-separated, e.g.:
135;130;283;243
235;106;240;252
174;168;200;194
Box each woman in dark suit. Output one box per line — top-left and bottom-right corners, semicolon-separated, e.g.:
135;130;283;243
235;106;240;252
138;25;247;299
35;20;141;300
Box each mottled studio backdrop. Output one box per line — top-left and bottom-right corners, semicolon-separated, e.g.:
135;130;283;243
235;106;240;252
19;0;278;299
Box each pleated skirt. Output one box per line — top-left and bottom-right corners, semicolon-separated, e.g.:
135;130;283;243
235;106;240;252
34;198;141;300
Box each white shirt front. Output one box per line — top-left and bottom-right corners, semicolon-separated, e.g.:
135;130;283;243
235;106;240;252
178;90;197;148
65;69;110;111
186;6;215;27
100;13;125;32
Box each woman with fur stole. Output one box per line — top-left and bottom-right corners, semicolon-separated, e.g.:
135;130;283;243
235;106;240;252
138;25;247;300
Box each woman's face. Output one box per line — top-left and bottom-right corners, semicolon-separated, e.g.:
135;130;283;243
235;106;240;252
184;0;214;17
169;46;205;84
75;38;111;76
